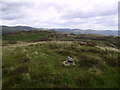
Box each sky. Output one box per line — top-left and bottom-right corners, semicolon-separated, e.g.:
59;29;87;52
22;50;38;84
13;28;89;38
0;0;119;30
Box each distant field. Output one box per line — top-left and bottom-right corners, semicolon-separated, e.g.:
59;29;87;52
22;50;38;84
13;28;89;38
2;31;120;49
2;31;51;41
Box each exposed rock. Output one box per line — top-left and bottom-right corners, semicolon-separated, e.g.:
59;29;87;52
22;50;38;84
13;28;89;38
63;56;75;66
33;51;38;55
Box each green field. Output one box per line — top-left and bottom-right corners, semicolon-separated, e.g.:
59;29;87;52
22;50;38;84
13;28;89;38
3;31;51;41
2;31;120;88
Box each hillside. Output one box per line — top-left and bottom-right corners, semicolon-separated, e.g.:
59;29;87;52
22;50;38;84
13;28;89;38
2;30;120;49
2;30;120;88
1;26;28;35
1;26;119;36
51;28;119;36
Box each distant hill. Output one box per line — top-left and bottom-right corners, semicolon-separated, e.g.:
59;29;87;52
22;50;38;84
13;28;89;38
1;26;28;34
0;25;119;36
12;26;35;30
54;28;119;36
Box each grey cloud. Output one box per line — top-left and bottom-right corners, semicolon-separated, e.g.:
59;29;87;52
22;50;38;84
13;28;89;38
62;9;117;19
1;0;118;30
2;13;24;20
2;1;32;11
1;1;32;20
94;16;117;27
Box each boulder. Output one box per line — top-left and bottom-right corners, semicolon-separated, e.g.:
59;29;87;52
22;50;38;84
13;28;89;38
63;56;75;66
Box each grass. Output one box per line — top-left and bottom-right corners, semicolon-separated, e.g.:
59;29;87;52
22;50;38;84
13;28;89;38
2;41;120;88
2;31;51;41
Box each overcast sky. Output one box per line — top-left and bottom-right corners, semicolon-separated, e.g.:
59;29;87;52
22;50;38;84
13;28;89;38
1;0;119;30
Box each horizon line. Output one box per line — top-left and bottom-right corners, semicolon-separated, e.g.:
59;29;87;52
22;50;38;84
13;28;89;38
0;25;118;31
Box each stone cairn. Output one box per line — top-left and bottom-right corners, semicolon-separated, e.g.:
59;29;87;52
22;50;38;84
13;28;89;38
62;56;75;66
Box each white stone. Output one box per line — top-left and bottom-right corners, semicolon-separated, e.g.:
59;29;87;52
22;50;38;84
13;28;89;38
62;56;75;66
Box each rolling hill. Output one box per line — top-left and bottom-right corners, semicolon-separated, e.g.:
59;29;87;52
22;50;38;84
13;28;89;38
0;25;119;36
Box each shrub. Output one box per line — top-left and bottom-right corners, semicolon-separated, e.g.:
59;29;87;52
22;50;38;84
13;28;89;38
57;50;72;56
8;41;17;44
78;55;101;68
105;54;120;67
18;57;30;63
12;66;29;75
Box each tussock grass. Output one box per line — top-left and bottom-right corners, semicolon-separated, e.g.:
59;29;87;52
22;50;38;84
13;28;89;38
2;41;120;88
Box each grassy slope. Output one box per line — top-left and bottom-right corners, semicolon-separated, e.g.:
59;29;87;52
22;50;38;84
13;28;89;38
2;42;119;88
2;31;120;88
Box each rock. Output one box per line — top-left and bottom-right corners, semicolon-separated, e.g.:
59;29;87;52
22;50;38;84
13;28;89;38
33;51;38;55
62;56;75;66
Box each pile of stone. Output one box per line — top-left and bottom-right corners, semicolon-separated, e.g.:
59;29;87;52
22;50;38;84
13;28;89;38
62;56;75;66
